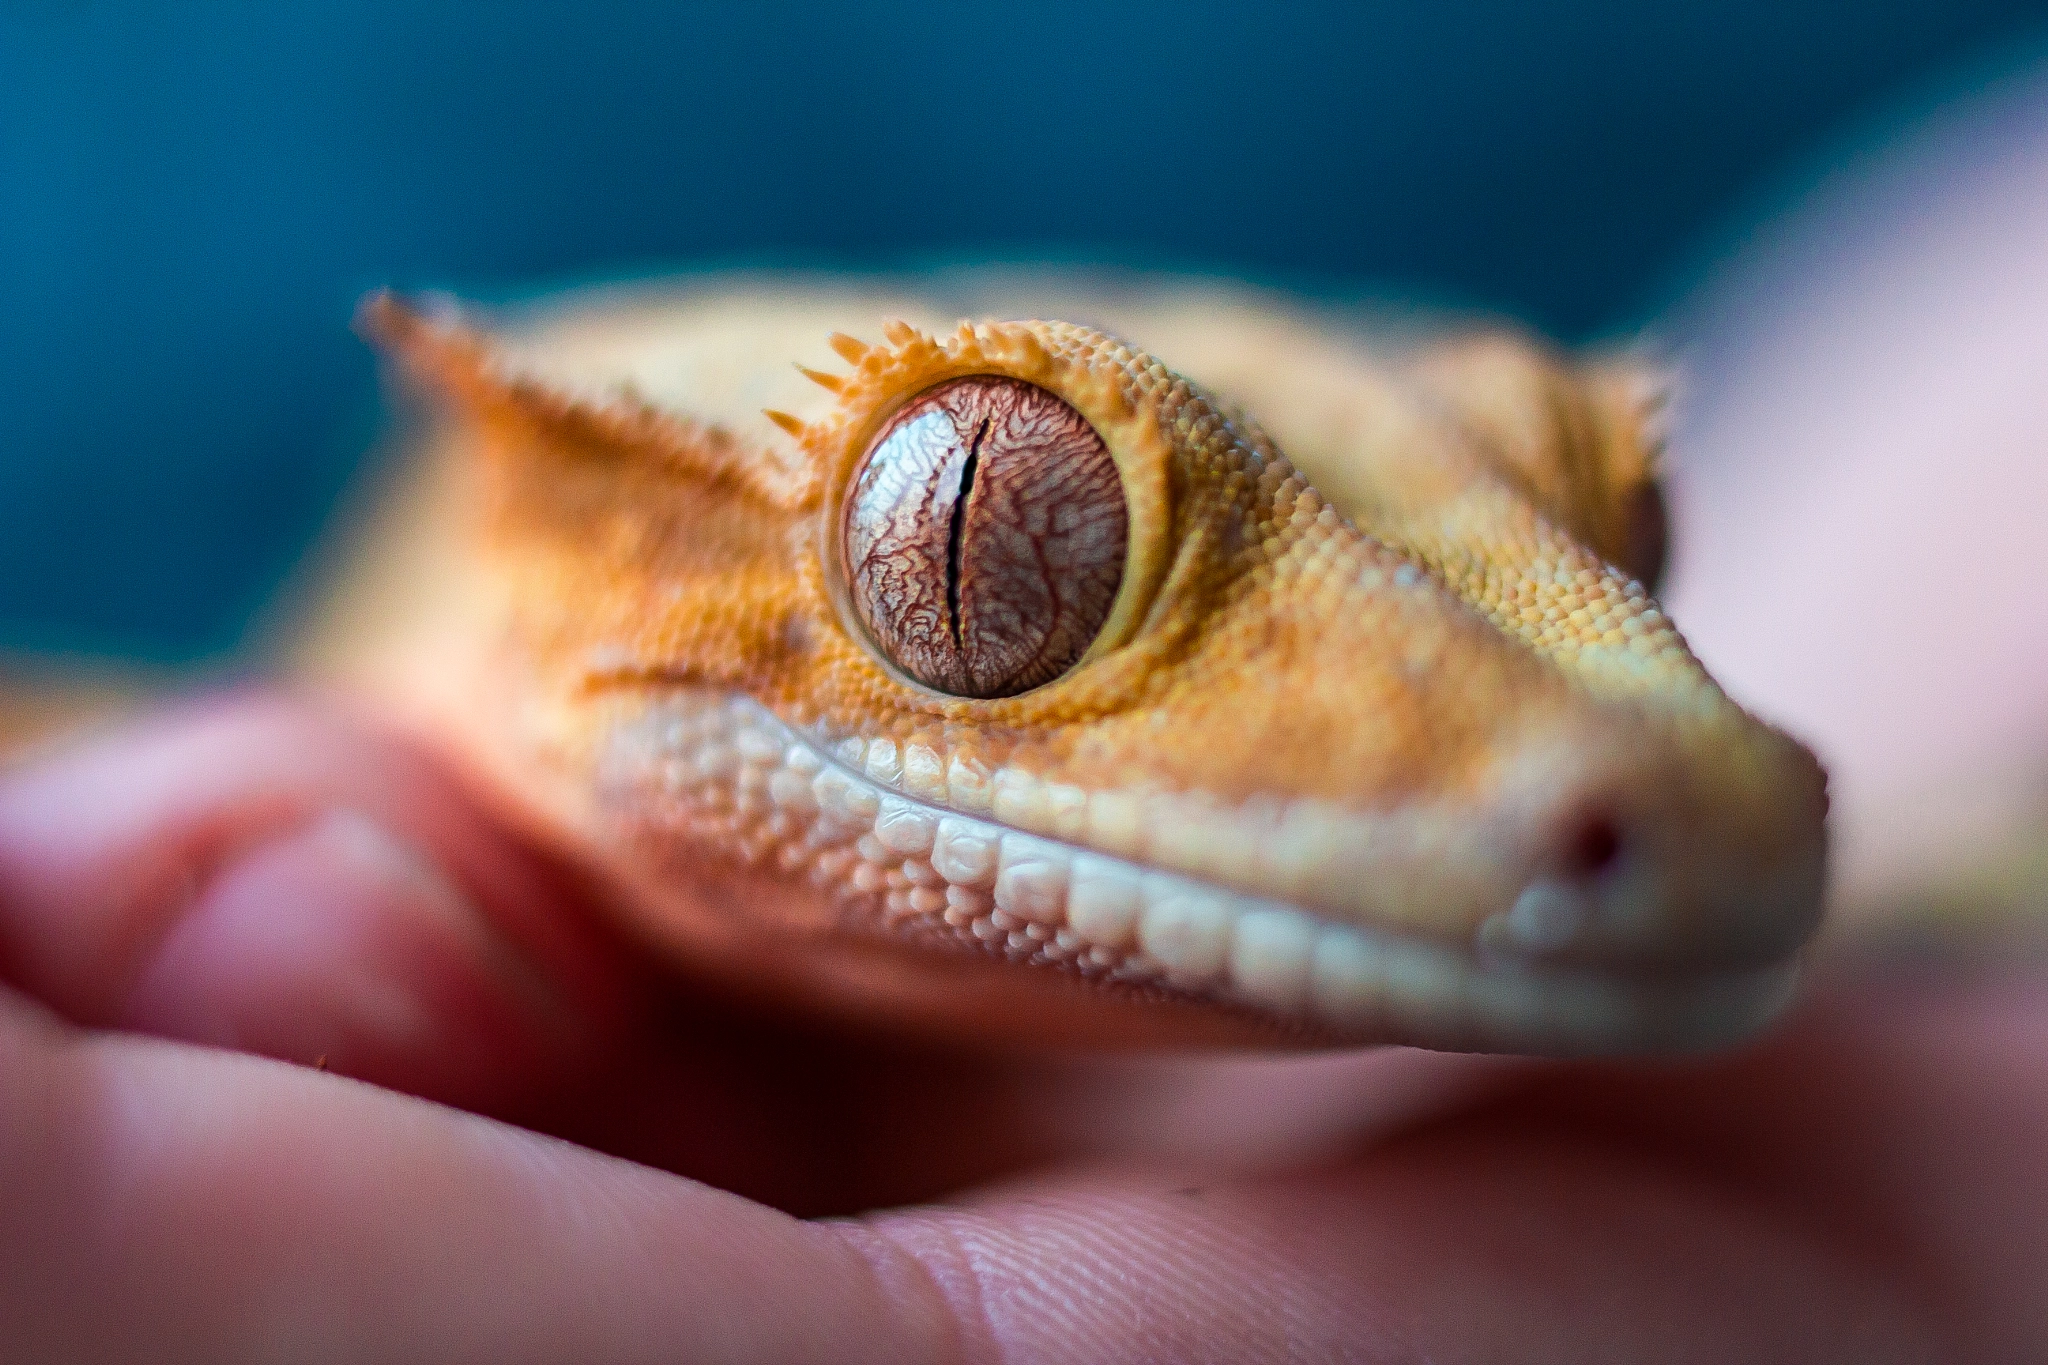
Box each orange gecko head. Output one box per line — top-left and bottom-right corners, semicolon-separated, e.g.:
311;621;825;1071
358;281;1826;1055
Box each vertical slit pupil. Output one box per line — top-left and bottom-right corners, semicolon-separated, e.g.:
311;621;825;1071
946;418;987;650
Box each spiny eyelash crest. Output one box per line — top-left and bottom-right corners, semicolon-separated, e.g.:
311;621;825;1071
595;686;1792;1053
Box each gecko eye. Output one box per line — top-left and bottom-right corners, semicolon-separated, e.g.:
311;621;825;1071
841;375;1127;698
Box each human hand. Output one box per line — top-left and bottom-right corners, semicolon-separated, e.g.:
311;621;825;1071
1;696;2041;1363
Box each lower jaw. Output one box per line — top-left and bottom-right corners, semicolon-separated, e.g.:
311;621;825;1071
590;688;1802;1056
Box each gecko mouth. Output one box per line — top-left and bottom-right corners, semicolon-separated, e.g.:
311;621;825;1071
600;689;1801;1055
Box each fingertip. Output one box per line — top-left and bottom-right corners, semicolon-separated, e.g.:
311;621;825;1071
122;806;576;1110
0;692;642;1109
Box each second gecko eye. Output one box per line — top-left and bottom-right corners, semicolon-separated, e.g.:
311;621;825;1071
842;375;1127;698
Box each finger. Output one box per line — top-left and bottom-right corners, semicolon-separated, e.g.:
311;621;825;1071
1496;973;2048;1358
864;1154;1934;1365
0;692;643;1114
8;963;2039;1361
856;978;2048;1363
0;980;1976;1365
0;990;952;1365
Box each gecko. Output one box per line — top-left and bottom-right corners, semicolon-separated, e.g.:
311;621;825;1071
302;271;1828;1057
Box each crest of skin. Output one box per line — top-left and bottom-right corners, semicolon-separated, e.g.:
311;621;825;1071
334;275;1827;1055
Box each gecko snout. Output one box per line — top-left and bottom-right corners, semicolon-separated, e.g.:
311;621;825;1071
1475;723;1829;980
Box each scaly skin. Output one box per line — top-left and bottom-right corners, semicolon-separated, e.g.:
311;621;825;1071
333;273;1827;1055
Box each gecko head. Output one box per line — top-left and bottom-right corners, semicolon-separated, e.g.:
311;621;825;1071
367;290;1827;1055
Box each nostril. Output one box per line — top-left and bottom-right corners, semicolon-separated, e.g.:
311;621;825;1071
1563;812;1622;880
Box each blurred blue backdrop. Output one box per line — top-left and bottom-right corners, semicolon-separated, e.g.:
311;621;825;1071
5;1;2046;658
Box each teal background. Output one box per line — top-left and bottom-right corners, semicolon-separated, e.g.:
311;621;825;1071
5;1;2045;657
